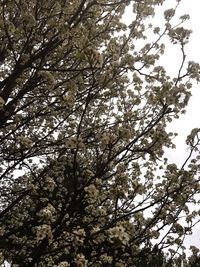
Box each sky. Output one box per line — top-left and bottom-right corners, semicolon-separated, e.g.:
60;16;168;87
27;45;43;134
124;0;200;253
165;0;200;167
163;0;200;250
123;0;200;168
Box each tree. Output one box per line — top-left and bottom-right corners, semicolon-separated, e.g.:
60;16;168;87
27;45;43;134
0;0;200;266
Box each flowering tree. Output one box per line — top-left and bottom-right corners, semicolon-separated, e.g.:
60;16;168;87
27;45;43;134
0;0;200;266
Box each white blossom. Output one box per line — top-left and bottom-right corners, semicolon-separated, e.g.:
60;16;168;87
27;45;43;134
108;225;130;245
74;253;88;267
36;224;53;243
0;97;5;109
57;261;70;267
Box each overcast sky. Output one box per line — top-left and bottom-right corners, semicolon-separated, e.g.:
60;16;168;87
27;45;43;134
163;0;200;249
124;0;200;252
165;0;200;166
123;0;200;168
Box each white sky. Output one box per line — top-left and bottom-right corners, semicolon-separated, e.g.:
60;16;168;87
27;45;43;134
124;0;200;252
123;0;200;168
165;0;200;166
163;0;200;250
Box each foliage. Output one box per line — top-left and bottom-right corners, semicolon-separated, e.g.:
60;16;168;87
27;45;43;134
0;0;200;266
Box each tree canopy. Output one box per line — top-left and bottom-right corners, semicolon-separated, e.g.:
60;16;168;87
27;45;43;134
0;0;200;266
